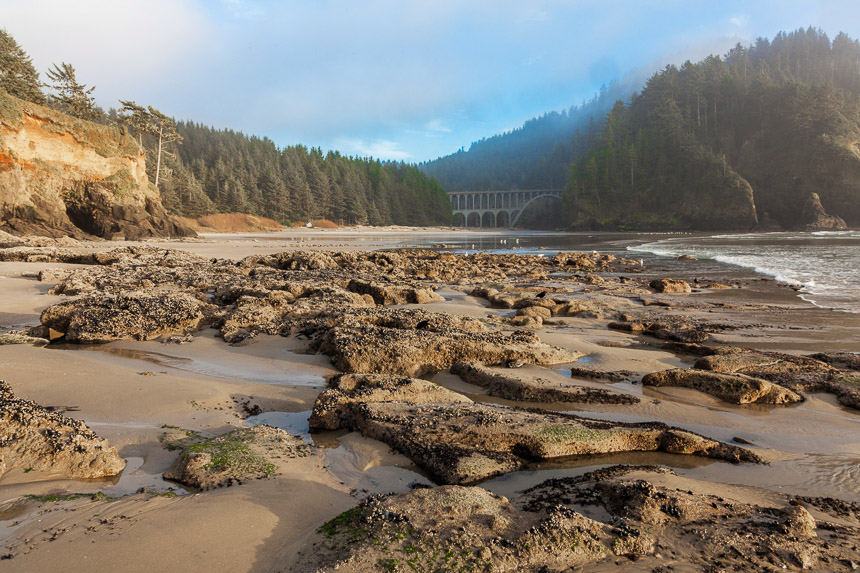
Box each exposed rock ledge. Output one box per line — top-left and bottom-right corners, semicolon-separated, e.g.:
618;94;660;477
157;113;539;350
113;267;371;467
0;380;125;479
310;374;761;485
301;466;857;572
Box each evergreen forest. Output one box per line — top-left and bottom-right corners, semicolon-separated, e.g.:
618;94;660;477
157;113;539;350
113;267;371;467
151;123;452;226
424;27;860;230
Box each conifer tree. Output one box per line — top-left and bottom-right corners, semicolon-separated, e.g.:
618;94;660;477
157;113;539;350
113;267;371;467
0;29;45;103
118;100;183;189
46;62;99;120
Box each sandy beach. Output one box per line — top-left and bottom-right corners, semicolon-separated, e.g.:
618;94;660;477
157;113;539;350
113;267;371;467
1;227;858;572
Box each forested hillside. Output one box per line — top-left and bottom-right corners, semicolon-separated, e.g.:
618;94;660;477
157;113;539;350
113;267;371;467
566;28;860;230
421;82;632;192
153;123;452;226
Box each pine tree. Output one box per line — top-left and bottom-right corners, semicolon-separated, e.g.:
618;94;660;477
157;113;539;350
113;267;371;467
0;28;45;104
46;62;99;120
118;101;183;189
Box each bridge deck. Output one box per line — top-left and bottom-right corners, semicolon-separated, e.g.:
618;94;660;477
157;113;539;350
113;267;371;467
448;189;561;228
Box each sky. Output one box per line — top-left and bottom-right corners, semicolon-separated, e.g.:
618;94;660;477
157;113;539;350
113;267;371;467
2;0;860;162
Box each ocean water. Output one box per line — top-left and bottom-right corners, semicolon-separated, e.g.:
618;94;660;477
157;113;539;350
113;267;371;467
630;231;860;314
421;229;860;314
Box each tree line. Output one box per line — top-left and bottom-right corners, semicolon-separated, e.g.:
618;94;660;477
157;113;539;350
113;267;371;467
0;28;452;226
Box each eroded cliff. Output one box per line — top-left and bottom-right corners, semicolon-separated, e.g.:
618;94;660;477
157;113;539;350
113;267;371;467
0;91;194;239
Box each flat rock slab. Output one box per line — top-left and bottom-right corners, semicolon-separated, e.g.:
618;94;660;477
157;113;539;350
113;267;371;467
309;375;760;485
312;308;578;376
694;349;860;410
451;361;639;404
642;369;802;405
0;380;125;479
309;373;472;431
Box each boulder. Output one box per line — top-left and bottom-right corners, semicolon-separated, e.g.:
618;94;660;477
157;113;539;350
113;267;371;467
162;425;309;490
0;380;125;479
40;291;204;343
649;279;692;294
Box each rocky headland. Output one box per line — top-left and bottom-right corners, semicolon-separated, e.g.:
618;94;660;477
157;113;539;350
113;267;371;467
0;92;194;239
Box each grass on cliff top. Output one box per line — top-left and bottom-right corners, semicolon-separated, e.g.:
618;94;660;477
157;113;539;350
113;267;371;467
0;90;140;159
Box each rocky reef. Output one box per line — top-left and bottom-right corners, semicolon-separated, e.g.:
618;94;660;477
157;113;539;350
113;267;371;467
301;465;860;572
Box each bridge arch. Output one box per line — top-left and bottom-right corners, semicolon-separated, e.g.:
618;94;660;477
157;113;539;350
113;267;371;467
453;212;466;227
466;212;481;227
481;212;495;228
510;193;564;227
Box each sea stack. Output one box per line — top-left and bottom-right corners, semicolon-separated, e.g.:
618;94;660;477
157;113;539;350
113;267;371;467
800;192;847;231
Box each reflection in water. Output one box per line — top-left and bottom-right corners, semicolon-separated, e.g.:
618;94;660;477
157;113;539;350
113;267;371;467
102;456;187;497
245;410;313;444
48;344;326;386
481;451;718;499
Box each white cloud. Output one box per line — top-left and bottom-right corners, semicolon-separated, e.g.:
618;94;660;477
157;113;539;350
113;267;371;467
333;138;413;161
425;120;452;133
729;14;750;28
221;0;265;19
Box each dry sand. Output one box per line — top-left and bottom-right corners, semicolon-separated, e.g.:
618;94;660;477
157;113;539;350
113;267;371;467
0;227;858;571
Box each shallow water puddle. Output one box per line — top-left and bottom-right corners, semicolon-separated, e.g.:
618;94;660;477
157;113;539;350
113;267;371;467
48;342;329;386
102;456;187;497
681;453;860;502
244;410;313;444
556;354;595;377
481;451;718;499
322;433;432;496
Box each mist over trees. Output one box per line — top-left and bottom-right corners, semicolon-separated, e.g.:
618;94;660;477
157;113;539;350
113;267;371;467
421;81;633;192
424;27;860;231
566;27;860;229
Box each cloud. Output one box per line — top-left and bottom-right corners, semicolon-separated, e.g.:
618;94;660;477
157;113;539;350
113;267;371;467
0;0;211;109
333;138;413;161
424;120;452;134
730;14;750;28
3;0;859;162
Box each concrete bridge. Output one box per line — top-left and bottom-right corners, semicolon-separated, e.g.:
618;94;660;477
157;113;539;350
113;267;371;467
448;189;563;228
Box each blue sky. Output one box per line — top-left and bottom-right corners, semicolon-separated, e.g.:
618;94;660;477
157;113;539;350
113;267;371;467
3;0;860;162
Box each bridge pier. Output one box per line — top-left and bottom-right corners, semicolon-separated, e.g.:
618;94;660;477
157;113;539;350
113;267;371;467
447;189;562;228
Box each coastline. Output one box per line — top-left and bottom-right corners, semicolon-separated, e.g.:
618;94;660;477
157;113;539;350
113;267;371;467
0;229;858;571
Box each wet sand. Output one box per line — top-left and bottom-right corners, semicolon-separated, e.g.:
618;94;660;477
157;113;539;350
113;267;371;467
0;228;858;571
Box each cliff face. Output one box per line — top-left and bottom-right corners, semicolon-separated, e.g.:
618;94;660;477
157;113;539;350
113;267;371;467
0;91;194;239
